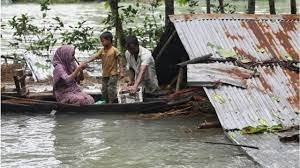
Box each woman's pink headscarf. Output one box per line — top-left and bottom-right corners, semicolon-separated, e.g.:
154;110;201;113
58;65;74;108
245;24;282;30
53;45;77;87
52;45;94;105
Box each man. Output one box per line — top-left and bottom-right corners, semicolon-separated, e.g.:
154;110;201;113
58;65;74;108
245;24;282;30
125;36;159;94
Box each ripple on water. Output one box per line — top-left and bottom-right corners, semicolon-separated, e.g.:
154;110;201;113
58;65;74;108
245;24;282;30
2;114;259;168
1;115;61;168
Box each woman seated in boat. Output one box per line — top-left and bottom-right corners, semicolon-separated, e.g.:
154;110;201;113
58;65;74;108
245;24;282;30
52;45;94;105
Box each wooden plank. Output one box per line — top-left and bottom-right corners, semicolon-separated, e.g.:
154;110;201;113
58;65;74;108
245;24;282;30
176;67;184;91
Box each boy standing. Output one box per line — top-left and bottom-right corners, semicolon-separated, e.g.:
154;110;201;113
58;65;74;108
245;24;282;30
86;32;124;103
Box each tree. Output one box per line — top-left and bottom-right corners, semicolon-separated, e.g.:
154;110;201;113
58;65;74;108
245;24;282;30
247;0;255;14
206;0;210;13
108;0;125;52
269;0;276;14
218;0;224;13
165;0;174;29
291;0;297;14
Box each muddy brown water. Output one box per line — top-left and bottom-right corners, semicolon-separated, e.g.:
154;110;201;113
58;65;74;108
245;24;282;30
1;113;260;168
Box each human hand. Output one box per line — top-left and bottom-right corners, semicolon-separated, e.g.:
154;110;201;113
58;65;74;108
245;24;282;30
127;85;138;93
126;79;134;86
78;62;87;70
119;72;125;79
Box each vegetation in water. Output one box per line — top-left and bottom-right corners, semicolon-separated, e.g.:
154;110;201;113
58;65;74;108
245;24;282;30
6;0;98;58
240;118;284;134
102;1;164;50
240;124;283;134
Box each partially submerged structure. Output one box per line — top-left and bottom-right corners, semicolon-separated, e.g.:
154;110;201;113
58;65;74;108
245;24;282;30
154;14;299;167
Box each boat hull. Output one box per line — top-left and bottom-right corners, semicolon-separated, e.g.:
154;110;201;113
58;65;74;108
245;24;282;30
1;95;169;114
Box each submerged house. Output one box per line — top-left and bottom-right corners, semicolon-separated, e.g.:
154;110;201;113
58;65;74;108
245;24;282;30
153;14;299;167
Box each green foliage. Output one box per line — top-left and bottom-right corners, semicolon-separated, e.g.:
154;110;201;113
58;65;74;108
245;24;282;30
102;1;164;50
7;1;98;57
176;0;189;5
207;42;250;62
61;21;99;51
8;8;57;56
240;124;283;134
176;0;198;13
28;32;57;54
120;5;138;24
212;93;225;104
40;0;51;12
8;15;39;40
176;0;237;14
211;3;237;14
14;0;80;3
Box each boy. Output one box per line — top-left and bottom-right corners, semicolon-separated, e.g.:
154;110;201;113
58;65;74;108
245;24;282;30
86;31;124;103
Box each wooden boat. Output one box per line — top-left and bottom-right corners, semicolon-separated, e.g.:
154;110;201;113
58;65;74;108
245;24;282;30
1;93;190;114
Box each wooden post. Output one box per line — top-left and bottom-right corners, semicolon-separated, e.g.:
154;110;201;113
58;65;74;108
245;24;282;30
167;73;179;89
15;69;24;78
291;0;297;14
13;76;21;93
175;53;213;91
13;69;27;95
4;56;8;64
176;67;184;91
269;0;276;14
20;75;26;91
247;0;255;14
206;0;211;14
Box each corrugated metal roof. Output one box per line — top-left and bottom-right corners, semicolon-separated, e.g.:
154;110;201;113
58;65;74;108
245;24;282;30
170;14;300;62
187;62;255;88
226;131;300;168
169;14;299;167
170;14;299;130
204;65;299;130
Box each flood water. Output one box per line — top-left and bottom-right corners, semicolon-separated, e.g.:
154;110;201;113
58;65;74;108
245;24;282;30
0;1;293;167
1;113;259;168
1;1;297;56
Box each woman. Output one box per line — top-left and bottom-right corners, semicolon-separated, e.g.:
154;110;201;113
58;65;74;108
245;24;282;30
52;45;94;105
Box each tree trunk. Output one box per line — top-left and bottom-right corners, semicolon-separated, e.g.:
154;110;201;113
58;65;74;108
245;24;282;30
218;0;224;13
291;0;297;14
269;0;276;14
165;0;174;29
247;0;255;14
206;0;211;14
108;0;125;52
